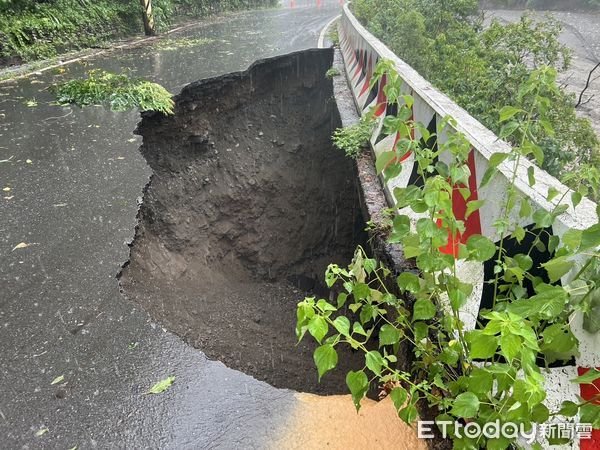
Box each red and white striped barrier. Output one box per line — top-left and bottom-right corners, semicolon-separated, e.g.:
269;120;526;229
338;4;599;448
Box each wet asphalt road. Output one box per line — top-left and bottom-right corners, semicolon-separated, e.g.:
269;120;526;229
0;2;340;448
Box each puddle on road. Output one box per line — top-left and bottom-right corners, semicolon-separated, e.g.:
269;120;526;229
119;48;368;394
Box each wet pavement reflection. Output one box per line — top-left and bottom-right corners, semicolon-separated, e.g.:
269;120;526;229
0;2;341;448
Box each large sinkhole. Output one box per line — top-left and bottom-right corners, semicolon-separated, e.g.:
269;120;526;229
119;48;367;394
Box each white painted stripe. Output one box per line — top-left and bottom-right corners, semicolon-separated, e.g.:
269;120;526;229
318;14;341;49
454;260;485;331
412;96;435;141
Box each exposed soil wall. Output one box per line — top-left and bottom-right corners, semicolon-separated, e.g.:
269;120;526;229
119;48;368;394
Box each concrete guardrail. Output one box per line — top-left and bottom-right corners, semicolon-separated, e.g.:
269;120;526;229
338;4;599;446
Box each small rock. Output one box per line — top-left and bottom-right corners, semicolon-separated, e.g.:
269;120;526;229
287;143;302;153
55;389;67;399
189;132;209;144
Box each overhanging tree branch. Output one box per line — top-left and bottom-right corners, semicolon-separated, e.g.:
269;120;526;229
576;61;600;108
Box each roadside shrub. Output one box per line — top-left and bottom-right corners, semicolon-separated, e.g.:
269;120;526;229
0;0;142;62
326;25;339;46
0;0;279;63
332;116;376;159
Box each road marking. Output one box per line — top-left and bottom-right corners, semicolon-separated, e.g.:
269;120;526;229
318;14;341;48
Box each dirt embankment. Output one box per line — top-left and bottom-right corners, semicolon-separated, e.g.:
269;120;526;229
119;48;368;394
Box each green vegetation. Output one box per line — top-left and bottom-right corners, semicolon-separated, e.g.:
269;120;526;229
146;375;176;394
332;116;376;158
298;62;600;448
325;67;341;78
53;69;174;115
351;0;599;195
0;0;141;62
150;36;214;51
0;0;277;64
326;24;340;46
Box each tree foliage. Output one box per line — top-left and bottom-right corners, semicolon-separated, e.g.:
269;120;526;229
351;0;599;193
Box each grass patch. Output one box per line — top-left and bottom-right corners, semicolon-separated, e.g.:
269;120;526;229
325;67;341;78
52;69;174;115
332;116;376;159
151;36;215;51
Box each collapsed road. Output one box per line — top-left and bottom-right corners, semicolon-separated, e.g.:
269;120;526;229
119;49;367;395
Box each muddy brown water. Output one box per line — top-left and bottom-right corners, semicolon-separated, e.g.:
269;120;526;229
119;48;369;394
